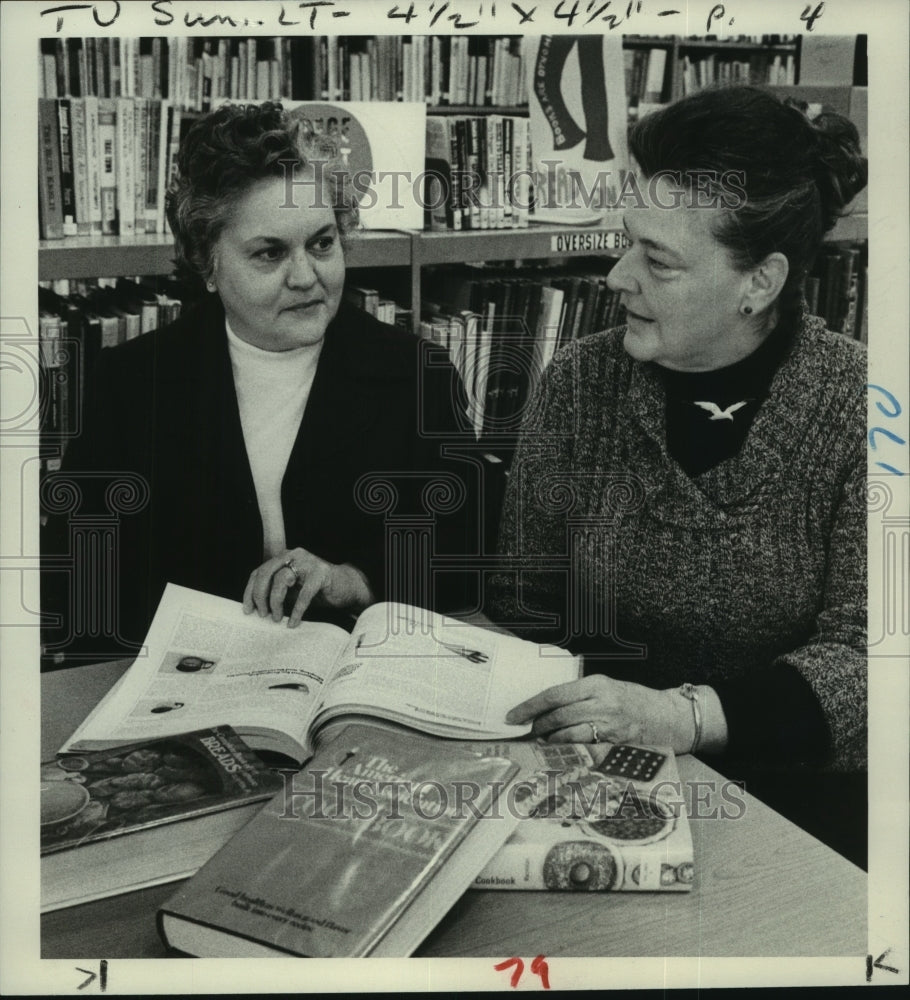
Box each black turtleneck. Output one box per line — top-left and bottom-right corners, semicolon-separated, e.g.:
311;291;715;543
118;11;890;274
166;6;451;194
658;316;793;476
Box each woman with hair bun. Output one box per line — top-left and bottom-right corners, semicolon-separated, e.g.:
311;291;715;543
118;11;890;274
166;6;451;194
496;86;868;864
43;102;473;657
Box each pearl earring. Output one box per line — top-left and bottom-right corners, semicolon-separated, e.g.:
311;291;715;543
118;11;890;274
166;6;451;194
741;305;753;315
206;280;216;293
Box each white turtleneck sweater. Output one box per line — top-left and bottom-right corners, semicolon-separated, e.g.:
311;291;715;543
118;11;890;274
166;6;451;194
226;321;323;559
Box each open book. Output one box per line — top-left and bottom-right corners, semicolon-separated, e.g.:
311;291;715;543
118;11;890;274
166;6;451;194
62;584;581;765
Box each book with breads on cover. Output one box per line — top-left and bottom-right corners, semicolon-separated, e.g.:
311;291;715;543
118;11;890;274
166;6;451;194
468;740;695;892
157;723;527;957
60;584;581;766
41;725;284;912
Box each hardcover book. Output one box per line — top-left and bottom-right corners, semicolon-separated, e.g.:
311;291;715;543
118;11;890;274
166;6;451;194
470;740;694;892
61;584;581;766
157;723;526;957
41;725;283;912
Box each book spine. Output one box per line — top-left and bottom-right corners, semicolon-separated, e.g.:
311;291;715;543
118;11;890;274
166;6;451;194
38;99;65;240
41;38;58;97
53;38;67;97
69;98;91;234
110;37;121;98
156;100;171;233
144;99;161;233
502;116;513;229
83;96;103;234
116;97;136;237
133;97;148;234
97;98;118;234
474;839;693;891
447;119;462;232
514;116;530;228
139;37;154;97
467;117;481;231
327;36;337;102
122;37;135;98
165;103;182;193
454;118;470;230
56;99;78;236
39;314;63;442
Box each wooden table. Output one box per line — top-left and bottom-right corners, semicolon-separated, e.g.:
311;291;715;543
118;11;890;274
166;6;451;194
41;660;867;959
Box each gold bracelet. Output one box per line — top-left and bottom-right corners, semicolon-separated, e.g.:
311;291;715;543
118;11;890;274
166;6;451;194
678;683;702;755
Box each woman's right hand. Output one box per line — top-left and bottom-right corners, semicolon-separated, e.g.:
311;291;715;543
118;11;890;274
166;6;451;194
242;548;373;627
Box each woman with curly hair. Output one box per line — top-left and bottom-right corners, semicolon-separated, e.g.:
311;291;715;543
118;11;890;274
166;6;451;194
43;102;473;659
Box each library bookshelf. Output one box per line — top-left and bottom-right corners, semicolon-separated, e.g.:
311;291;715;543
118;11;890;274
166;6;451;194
36;34;870;479
39;213;868;329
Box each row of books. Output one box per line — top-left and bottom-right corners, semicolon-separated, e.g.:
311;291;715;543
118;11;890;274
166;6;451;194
624;45;797;113
319;35;527;107
422;263;623;447
38;35;527;110
43;583;694;957
38;97;185;239
40;34;813;110
40;37;301;108
630;34;798;45
678;50;797;95
344;286;412;328
38;277;188;466
38;99;537;240
808;242;868;344
425;114;531;231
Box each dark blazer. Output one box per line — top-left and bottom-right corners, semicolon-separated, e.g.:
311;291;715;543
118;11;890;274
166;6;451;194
41;295;480;662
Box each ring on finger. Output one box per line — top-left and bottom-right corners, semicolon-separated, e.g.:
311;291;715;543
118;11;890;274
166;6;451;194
589;722;600;744
283;558;301;586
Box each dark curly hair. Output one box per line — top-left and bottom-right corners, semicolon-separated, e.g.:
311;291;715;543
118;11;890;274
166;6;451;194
165;102;359;290
629;85;867;320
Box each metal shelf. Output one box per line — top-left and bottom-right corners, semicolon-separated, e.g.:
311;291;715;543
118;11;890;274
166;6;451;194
38;229;413;280
40;213;866;281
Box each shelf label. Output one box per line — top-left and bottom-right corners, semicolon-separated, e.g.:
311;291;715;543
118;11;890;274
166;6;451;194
550;231;627;254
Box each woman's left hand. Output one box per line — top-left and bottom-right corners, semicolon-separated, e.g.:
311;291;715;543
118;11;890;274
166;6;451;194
505;675;694;753
243;548;373;627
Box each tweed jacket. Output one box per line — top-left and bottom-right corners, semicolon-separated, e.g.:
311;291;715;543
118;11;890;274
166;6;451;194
490;309;867;772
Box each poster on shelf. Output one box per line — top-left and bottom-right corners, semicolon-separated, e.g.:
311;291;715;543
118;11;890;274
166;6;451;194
216;99;426;230
525;35;631;223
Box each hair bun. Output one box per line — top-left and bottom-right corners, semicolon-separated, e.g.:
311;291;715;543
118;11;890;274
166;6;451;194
809;111;868;229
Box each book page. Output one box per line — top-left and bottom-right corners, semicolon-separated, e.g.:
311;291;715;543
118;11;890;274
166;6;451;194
61;584;348;753
316;602;580;738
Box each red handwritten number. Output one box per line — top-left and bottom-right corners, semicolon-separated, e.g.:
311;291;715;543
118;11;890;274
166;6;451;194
494;956;550;989
531;955;551;989
495;957;524;988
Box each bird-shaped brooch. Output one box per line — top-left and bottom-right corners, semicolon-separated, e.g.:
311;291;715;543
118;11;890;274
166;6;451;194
693;400;749;421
